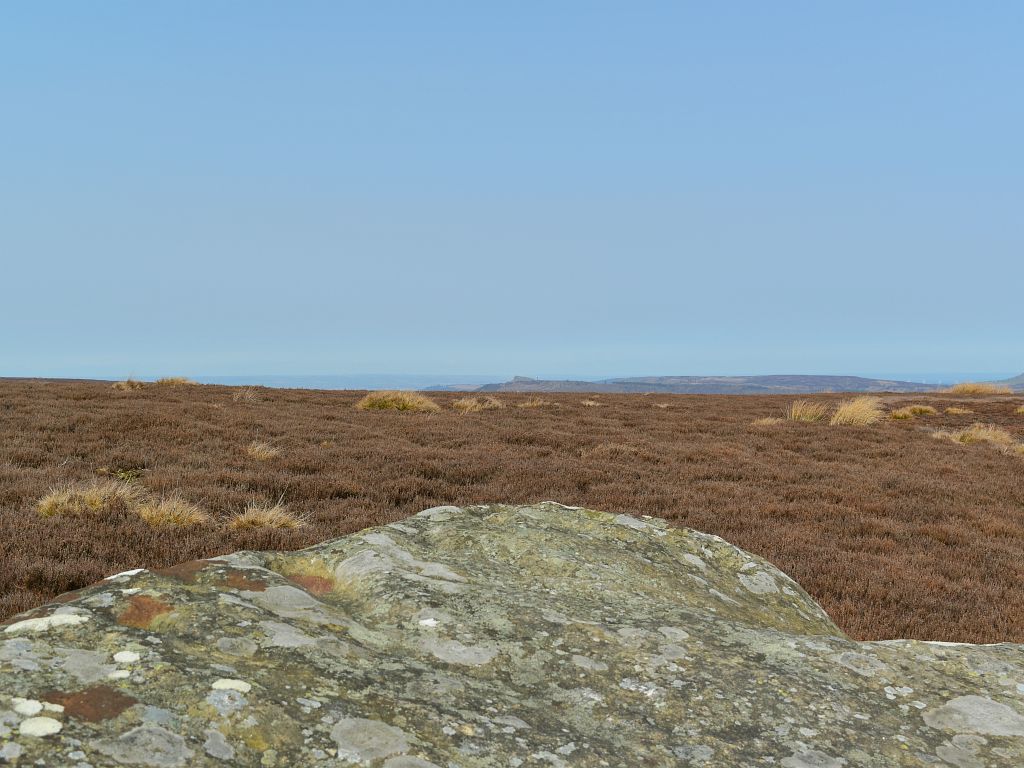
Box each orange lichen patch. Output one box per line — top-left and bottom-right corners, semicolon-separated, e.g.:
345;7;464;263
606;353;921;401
117;594;173;629
153;559;217;584
42;685;138;722
286;574;335;596
220;570;269;592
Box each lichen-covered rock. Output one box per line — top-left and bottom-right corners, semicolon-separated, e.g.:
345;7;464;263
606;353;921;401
1;502;1023;766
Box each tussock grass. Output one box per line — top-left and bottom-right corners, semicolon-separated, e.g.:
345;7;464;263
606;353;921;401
891;404;938;420
37;480;145;517
111;379;146;391
934;423;1016;447
751;417;784;426
155;377;197;387
581;399;601;407
246;440;281;461
229;501;305;530
136;496;210;527
785;400;829;422
946;382;1013;395
517;397;552;409
233;387;259;403
945;406;974;415
830;396;883;426
356;391;441;413
453;396;505;413
1016;405;1024;415
653;403;671;409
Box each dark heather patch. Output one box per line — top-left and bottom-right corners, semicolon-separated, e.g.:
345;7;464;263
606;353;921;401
42;685;138;722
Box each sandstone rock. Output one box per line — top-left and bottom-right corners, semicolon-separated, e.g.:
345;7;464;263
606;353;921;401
1;502;1022;766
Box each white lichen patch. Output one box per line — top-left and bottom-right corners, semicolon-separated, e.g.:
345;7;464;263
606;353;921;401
923;695;1024;737
211;678;252;694
113;650;141;664
18;716;62;737
3;612;90;635
11;698;43;716
104;568;147;580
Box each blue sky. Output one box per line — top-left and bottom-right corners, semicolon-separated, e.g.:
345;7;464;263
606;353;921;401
2;3;1021;380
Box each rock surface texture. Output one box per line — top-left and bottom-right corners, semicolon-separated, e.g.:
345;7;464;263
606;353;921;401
2;502;1023;767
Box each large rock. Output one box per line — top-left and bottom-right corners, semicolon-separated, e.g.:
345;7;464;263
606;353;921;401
1;502;1023;766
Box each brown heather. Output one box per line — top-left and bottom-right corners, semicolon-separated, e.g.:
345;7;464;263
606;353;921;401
2;381;1024;644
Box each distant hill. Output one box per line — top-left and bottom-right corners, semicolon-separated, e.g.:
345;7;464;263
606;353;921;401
476;375;936;395
997;373;1024;391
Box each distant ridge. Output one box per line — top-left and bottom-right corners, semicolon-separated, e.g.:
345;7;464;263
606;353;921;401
997;372;1024;391
476;374;937;395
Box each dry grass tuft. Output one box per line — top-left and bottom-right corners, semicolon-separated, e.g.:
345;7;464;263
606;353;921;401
1016;405;1024;415
154;377;197;387
946;382;1013;395
246;440;281;461
751;417;784;427
945;406;974;415
892;404;938;420
830;396;883;426
229;501;305;530
934;423;1016;447
356;391;441;413
136;495;210;527
517;397;552;409
785;400;829;423
653;403;671;409
37;480;145;517
581;399;601;407
111;379;146;391
453;396;505;413
232;387;259;403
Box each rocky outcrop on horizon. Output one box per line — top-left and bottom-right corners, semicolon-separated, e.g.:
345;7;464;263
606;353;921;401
1;502;1023;766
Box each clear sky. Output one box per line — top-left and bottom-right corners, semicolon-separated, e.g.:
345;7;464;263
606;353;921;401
2;3;1021;380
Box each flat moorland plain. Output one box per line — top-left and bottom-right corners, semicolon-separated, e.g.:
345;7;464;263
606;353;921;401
1;379;1023;643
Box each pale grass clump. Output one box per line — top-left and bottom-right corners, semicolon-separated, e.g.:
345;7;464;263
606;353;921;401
751;417;784;427
934;423;1016;448
112;379;146;391
155;376;197;386
830;396;883;426
785;400;829;423
945;406;973;415
37;480;145;517
246;440;281;461
581;399;601;407
136;495;210;527
1016;405;1024;415
517;397;552;409
891;404;938;420
229;501;305;530
453;396;505;413
946;382;1013;395
653;403;671;409
356;391;441;413
233;387;259;403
